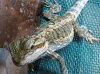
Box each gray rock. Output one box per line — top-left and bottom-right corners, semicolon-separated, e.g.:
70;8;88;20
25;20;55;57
0;48;28;74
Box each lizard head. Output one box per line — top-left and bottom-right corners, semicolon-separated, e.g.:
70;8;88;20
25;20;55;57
9;35;49;66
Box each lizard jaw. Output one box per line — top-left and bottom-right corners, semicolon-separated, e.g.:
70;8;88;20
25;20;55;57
20;41;49;65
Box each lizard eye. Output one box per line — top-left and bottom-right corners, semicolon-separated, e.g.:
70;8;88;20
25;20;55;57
31;45;35;49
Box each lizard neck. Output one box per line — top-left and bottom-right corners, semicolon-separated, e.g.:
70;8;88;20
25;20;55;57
64;0;88;20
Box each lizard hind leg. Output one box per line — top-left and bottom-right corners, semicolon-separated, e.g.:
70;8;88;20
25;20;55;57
47;50;68;74
74;24;100;43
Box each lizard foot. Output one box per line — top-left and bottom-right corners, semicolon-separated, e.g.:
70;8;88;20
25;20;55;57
81;26;100;43
75;25;100;43
44;0;61;13
85;33;100;44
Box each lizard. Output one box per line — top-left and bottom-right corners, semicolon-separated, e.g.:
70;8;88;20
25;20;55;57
8;0;100;74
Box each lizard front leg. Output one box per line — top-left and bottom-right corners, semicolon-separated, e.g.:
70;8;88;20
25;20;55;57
74;23;100;43
47;50;68;74
44;0;61;14
43;0;61;20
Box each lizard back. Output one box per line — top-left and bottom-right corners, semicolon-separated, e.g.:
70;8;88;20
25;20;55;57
44;14;75;51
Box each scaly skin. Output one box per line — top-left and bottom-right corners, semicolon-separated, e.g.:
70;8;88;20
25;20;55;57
9;0;100;74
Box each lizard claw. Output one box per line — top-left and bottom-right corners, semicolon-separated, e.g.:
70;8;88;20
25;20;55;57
85;34;100;44
88;30;93;34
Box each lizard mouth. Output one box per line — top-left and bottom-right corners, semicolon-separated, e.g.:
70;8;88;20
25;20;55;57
20;41;49;65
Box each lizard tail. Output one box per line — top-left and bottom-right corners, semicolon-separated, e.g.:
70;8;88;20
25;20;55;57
67;0;88;20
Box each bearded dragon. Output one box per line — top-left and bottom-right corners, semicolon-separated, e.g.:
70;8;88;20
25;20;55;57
9;0;100;74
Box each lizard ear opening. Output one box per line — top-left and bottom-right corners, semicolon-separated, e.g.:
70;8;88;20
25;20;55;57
31;45;35;49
